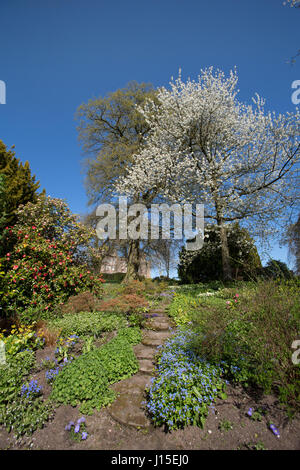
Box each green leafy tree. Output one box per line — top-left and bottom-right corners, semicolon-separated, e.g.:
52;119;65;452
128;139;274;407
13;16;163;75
77;81;159;281
178;223;262;284
262;259;294;280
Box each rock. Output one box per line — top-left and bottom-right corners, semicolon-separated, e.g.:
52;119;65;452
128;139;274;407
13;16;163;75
108;374;152;429
133;344;157;360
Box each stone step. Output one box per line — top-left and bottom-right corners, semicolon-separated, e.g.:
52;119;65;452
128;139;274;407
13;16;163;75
146;312;166;318
142;330;172;341
149;308;167;313
144;320;173;331
138;359;155;375
142;337;165;347
108;374;152;429
107;300;174;430
133;344;157;360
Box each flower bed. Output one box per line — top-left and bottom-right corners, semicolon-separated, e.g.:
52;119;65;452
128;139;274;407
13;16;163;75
145;328;227;431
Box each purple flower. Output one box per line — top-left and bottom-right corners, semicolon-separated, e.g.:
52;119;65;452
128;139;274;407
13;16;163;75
74;424;80;433
269;424;280;438
81;432;88;440
77;417;86;424
246;407;253;417
65;421;74;431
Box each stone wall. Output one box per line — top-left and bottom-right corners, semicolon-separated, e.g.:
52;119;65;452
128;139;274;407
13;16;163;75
100;253;151;278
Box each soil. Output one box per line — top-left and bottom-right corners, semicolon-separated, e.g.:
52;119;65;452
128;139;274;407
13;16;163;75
1;297;299;451
1;382;299;451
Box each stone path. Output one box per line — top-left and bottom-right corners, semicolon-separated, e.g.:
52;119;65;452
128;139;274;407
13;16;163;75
107;305;175;429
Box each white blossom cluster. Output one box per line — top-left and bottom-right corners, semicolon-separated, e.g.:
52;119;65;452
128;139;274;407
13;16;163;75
114;68;300;240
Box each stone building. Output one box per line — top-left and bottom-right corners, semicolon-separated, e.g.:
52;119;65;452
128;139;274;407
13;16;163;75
100;251;151;278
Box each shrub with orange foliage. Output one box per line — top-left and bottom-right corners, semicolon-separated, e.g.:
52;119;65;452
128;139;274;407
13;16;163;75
35;320;60;346
97;293;148;314
59;291;101;315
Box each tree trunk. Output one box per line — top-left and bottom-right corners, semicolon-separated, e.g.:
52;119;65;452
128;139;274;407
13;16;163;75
219;221;233;282
123;239;140;283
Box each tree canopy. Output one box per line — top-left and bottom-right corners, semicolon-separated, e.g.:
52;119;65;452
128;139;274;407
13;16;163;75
178;223;262;283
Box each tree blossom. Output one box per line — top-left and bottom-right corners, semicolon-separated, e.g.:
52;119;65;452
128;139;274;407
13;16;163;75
114;67;300;279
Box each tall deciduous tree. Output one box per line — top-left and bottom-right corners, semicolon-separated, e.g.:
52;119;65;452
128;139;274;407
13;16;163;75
77;82;159;281
115;68;300;281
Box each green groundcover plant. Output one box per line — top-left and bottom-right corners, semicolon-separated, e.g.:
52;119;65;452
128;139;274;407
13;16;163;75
47;311;127;338
0;349;54;437
50;327;141;414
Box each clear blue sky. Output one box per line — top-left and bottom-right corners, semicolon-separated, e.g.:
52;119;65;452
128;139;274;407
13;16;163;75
0;0;299;273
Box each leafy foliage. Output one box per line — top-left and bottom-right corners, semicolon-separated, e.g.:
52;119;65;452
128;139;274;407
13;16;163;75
178;223;261;283
261;259;294;280
175;280;300;411
50;328;140;414
0;140;40;257
59;291;102;315
0;350;35;406
0;349;54;437
0;323;45;356
1;195;104;316
47;311;127;338
0;397;54;438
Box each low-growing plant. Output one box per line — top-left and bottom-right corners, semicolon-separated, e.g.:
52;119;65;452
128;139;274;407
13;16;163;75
54;334;79;363
65;416;88;441
59;291;102;315
20;379;43;399
185;280;300;411
0;397;54;438
81;336;96;354
97;294;148;315
0;350;35;406
218;419;233;431
0;349;53;438
145;328;227;431
116;327;142;345
47;311;127;338
0;324;44;357
40;356;57;370
50;328;140;414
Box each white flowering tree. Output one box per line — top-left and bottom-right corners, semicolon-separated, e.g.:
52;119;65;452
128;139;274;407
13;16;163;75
115;68;300;280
